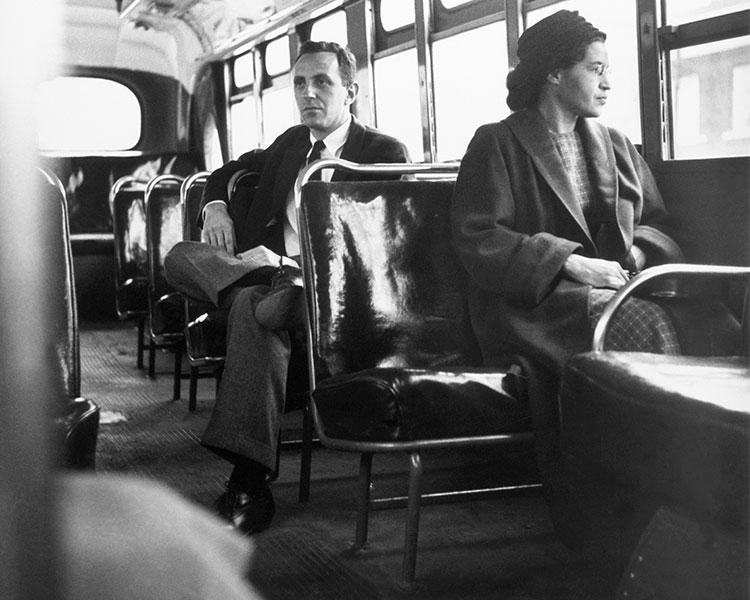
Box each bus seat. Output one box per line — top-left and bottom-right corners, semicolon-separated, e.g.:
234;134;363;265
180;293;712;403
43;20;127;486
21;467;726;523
558;265;750;594
297;160;539;587
41;168;100;470
109;176;149;369
144;174;187;400
180;171;224;411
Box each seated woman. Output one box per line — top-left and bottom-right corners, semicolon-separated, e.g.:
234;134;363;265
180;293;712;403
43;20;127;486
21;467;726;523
450;9;683;544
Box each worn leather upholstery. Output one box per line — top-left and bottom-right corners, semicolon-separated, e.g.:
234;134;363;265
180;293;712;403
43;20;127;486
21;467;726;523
560;351;750;535
110;182;149;320
300;180;531;443
43;170;100;469
145;178;185;339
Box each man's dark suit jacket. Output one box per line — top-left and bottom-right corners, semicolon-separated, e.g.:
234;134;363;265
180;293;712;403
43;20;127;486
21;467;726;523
200;115;410;254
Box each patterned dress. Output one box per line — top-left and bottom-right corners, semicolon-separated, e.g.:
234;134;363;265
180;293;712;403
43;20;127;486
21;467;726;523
550;129;680;354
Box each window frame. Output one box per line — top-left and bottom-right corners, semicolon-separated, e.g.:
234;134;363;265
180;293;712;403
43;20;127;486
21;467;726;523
642;2;750;163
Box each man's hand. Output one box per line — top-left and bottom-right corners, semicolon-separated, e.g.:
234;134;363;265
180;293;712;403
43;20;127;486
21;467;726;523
202;202;236;254
563;254;630;289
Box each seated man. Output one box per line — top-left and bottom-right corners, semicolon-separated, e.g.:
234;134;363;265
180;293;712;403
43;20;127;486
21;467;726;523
165;40;409;534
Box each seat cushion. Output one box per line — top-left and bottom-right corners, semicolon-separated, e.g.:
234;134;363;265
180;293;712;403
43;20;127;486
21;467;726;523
185;309;227;362
151;292;184;337
313;368;531;443
560;352;750;533
115;278;148;317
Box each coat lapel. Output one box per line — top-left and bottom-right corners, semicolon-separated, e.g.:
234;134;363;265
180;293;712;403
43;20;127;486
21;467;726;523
506;110;593;243
272;136;310;211
577;119;628;259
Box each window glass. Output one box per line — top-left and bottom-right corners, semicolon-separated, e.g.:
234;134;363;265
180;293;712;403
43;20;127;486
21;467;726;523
261;87;295;145
233;52;255;88
433;21;508;160
36;77;141;151
230;96;259;159
671;36;750;158
666;0;748;26
440;0;476;8
203;113;224;170
379;0;415;32
265;37;290;77
526;0;641;144
373;49;423;160
310;10;348;46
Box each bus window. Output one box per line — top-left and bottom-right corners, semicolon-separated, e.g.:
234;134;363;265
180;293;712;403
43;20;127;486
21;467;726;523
379;0;415;32
36;77;141;151
233;52;255;89
310;10;347;46
373;49;424;161
265;36;291;77
440;0;477;8
666;0;748;25
203;113;224;171
261;87;295;145
433;21;508;161
671;36;750;159
526;0;641;144
230;95;259;158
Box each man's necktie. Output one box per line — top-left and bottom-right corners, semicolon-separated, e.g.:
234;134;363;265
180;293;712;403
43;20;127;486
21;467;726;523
306;140;326;181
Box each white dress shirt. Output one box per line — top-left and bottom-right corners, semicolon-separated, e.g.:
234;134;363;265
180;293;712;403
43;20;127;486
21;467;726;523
283;115;351;257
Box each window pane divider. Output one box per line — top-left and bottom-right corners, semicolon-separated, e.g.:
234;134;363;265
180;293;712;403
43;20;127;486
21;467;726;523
658;9;749;50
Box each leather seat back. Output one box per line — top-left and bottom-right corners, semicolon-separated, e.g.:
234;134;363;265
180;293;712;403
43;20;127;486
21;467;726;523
145;176;185;337
109;179;149;318
182;173;209;242
42;171;80;400
299;179;480;380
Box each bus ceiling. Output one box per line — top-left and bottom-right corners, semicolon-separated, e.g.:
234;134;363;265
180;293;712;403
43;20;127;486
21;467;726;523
62;0;315;86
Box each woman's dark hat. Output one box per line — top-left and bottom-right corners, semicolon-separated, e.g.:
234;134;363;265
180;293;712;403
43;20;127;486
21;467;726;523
505;10;606;110
516;10;606;76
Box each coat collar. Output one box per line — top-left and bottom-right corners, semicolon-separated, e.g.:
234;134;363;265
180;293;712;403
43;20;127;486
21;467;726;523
505;109;617;244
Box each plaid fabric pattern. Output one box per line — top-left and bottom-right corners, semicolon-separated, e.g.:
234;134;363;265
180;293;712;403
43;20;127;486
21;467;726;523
589;288;681;354
549;130;595;220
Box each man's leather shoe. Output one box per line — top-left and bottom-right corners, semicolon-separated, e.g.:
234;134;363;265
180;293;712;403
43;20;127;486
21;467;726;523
214;482;275;535
254;265;304;330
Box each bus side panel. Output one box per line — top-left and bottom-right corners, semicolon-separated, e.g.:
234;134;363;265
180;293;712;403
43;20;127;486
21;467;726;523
655;158;749;266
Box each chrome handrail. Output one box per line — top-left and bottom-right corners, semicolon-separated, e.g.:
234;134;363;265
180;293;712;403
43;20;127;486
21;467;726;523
592;263;750;351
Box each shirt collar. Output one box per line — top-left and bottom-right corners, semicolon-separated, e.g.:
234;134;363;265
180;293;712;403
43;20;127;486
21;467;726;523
309;114;352;157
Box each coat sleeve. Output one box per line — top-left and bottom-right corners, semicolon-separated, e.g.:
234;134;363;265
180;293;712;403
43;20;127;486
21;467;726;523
198;149;267;226
360;129;410;165
451;124;581;306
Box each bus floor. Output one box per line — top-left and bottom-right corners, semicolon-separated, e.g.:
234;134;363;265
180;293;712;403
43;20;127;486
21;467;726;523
80;318;622;600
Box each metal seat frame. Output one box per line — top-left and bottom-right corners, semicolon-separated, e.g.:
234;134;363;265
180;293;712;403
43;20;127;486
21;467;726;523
109;175;150;369
144;174;187;400
295;159;541;588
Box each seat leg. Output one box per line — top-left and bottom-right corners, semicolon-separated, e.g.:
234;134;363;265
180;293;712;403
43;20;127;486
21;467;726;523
172;345;182;400
136;318;145;369
188;366;198;412
352;452;374;551
401;451;423;588
148;337;156;379
298;398;314;503
270;435;281;482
